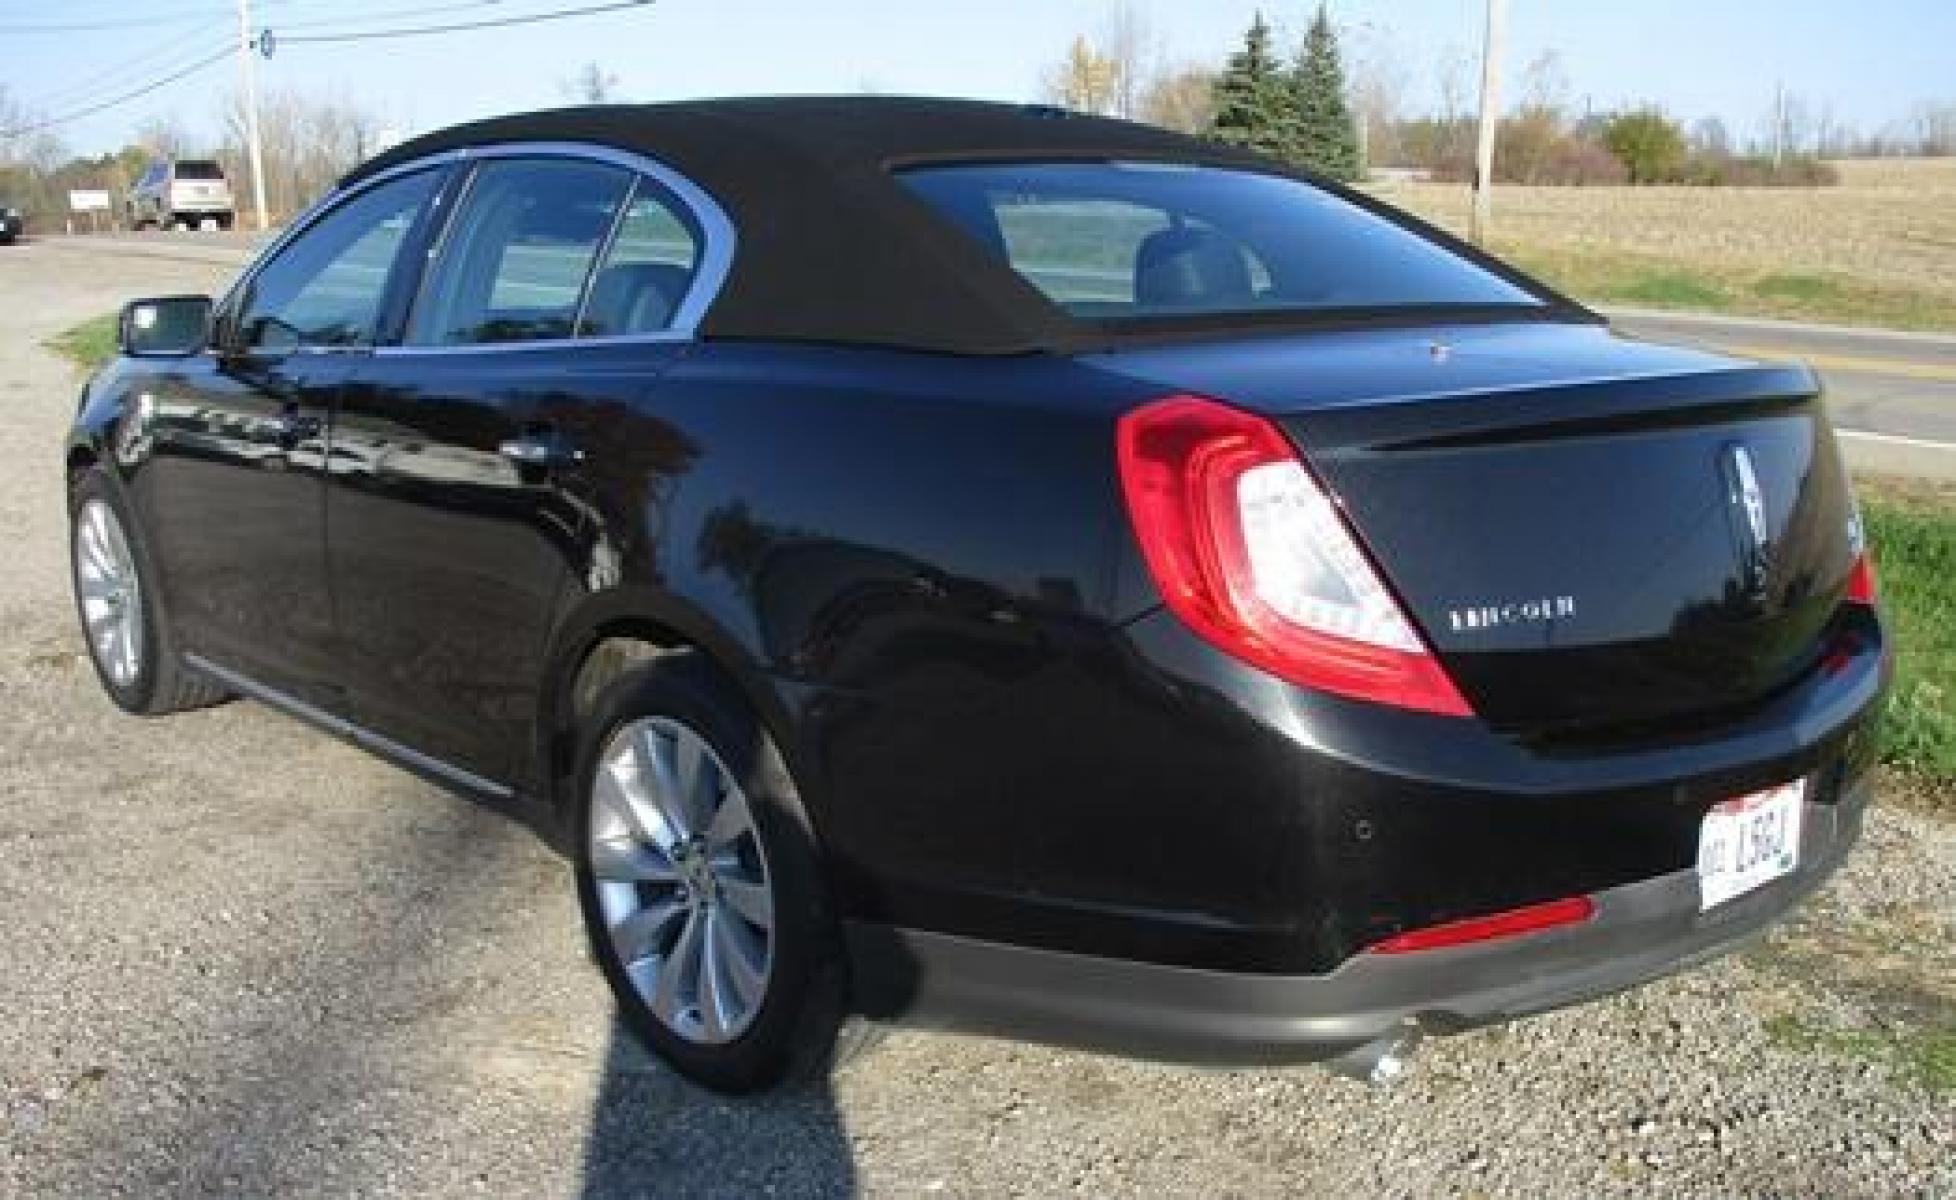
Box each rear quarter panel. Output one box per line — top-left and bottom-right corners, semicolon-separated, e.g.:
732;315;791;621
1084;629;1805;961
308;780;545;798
545;341;1162;923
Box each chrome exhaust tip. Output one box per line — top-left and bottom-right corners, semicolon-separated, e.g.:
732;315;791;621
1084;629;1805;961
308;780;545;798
1325;1024;1423;1085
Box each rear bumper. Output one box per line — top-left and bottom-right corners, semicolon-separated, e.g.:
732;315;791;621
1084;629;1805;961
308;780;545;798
846;776;1867;1065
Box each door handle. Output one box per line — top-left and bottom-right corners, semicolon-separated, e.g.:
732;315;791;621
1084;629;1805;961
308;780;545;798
498;429;584;469
266;409;320;447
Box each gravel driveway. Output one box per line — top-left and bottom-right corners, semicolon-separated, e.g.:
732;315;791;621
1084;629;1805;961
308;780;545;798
2;236;1951;1197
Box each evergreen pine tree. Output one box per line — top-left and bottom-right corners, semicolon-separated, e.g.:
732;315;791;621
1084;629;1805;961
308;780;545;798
1286;6;1361;180
1208;13;1289;158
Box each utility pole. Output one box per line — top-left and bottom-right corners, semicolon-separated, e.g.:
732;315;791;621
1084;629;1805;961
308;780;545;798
1469;0;1506;246
239;0;269;230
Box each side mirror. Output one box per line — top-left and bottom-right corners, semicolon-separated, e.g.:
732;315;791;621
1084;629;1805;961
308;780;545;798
119;295;212;357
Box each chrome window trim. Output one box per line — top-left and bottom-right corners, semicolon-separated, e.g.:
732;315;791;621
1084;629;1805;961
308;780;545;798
218;140;735;359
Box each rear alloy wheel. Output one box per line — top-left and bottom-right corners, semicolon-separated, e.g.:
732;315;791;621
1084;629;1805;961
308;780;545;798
589;716;776;1044
573;654;868;1093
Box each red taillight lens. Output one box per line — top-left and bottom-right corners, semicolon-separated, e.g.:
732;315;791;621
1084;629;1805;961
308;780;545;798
1845;551;1878;606
1366;896;1595;955
1116;395;1472;717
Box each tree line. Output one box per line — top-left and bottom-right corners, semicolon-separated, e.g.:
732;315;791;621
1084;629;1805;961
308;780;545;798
1042;4;1956;186
0;84;383;232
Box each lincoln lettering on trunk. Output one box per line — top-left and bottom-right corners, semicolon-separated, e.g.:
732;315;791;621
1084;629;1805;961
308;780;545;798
1446;595;1578;633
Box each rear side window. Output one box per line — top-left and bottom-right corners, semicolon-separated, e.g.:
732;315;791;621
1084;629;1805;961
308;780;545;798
897;162;1541;322
174;161;225;182
576;185;701;337
408;158;632;346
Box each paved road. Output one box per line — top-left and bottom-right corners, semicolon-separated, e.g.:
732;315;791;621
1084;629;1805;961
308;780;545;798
2;235;1952;1195
1608;307;1956;480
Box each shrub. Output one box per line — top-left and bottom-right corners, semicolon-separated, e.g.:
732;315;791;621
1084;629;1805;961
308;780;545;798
1603;109;1688;183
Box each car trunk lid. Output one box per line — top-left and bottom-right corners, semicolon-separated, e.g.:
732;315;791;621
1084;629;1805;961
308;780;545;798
1089;321;1861;738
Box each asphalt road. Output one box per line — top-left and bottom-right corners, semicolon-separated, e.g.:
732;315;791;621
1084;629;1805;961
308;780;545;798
1;234;1952;1197
1608;307;1956;480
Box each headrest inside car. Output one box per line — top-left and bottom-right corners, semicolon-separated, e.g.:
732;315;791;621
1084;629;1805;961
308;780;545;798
1134;226;1254;309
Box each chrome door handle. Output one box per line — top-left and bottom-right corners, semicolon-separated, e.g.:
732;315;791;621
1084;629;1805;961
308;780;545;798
498;430;584;468
267;410;320;447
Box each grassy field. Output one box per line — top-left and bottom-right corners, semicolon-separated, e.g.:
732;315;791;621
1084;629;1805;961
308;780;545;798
1375;157;1956;331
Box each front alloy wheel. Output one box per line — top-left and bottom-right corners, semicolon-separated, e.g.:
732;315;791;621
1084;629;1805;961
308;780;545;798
589;716;776;1045
74;497;145;689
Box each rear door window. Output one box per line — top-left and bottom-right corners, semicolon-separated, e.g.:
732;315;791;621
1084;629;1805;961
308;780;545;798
576;183;702;337
407;158;632;346
175;161;226;182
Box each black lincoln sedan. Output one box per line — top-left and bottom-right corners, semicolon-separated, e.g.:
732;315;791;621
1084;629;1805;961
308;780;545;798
66;98;1887;1093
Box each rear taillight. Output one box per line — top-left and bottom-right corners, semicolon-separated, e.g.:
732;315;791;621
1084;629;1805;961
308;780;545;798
1116;395;1472;717
1365;896;1595;955
1845;551;1878;606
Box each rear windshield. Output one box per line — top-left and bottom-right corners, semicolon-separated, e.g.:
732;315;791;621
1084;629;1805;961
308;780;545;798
897;162;1542;322
174;161;226;181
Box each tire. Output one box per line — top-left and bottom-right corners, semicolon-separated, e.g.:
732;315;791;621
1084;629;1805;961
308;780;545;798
572;651;866;1094
68;469;228;715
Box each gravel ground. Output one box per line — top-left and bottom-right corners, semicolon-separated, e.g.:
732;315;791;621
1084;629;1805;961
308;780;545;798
1;236;1951;1197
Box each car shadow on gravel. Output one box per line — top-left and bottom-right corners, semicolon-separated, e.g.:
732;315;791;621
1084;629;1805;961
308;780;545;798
578;1023;856;1197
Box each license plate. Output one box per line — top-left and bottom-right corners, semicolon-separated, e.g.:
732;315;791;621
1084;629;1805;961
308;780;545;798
1697;779;1804;910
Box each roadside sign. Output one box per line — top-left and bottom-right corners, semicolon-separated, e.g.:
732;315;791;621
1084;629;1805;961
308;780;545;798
68;190;111;213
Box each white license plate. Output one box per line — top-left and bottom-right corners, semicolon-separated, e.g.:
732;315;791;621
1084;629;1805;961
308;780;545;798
1697;779;1805;910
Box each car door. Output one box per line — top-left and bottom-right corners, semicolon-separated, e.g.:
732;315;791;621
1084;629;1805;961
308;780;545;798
134;167;447;710
328;153;703;788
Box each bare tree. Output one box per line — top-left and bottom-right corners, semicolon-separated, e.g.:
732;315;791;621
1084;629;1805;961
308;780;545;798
1041;35;1120;116
1518;49;1568;115
220;86;383;221
1433;42;1475;162
1100;2;1156;120
562;62;621;105
1914;101;1956;155
1689;116;1732;157
135;116;197;161
1139;66;1216;134
1345;23;1410;168
1765;87;1814;160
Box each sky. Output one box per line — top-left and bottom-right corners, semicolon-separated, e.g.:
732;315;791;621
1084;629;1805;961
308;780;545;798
2;0;1951;158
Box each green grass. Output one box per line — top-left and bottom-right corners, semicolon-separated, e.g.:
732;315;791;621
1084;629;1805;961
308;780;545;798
47;312;119;371
1495;242;1956;331
1862;493;1956;781
1766;1013;1956;1092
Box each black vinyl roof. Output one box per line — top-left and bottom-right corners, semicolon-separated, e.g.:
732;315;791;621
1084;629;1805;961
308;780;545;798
346;97;1291;355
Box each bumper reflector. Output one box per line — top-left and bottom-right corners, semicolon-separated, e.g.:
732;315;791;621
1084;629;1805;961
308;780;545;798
1366;895;1596;955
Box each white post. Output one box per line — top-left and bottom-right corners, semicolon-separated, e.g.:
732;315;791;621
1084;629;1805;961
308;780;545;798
240;0;270;231
1470;0;1506;246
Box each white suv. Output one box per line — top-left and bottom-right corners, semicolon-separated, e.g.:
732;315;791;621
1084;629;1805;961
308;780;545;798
128;159;236;231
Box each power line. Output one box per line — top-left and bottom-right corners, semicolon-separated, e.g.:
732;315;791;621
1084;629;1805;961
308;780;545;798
272;0;512;34
0;45;234;138
18;20;230;111
278;0;650;45
0;0;315;34
0;0;655;140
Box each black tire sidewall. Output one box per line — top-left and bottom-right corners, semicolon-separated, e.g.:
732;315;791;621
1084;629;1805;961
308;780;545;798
571;654;842;1094
68;470;162;714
